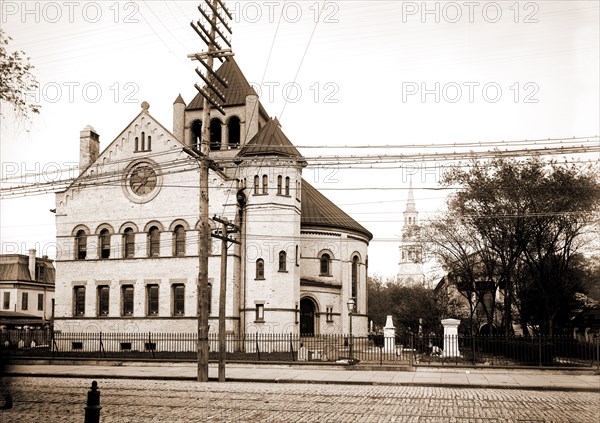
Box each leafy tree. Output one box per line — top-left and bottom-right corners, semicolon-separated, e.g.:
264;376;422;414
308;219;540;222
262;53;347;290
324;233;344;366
429;157;600;335
0;29;39;119
367;276;443;335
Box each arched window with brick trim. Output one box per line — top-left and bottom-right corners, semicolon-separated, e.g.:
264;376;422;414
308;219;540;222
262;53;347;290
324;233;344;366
351;255;360;301
123;227;135;258
174;225;186;256
228;116;241;149
210;118;222;150
253;175;259;195
148;226;160;257
320;253;331;276
99;229;111;259
75;230;87;260
256;259;265;280
278;251;287;272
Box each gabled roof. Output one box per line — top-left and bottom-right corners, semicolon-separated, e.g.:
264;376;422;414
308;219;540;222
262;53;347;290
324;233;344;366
238;118;302;158
301;180;373;241
186;57;268;118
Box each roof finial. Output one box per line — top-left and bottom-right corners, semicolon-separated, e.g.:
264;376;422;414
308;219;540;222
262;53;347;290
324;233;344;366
141;101;150;111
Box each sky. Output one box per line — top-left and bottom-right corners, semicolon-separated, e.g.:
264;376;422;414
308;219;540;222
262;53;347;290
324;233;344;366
1;1;599;280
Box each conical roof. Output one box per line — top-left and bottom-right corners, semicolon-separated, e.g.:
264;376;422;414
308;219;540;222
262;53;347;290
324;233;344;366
238;118;302;158
186;57;265;113
405;177;417;213
301;180;373;241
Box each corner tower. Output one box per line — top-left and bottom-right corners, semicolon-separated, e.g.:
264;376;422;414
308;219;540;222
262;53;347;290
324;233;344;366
235;118;306;333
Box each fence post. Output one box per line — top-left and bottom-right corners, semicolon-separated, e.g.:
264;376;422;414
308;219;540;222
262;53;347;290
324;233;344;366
98;332;104;359
596;337;599;371
538;335;542;367
289;333;295;361
84;381;101;423
409;333;414;367
256;333;260;361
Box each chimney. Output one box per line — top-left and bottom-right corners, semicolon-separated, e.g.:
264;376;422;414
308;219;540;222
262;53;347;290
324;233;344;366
79;125;100;173
245;94;259;144
173;94;186;144
28;249;36;281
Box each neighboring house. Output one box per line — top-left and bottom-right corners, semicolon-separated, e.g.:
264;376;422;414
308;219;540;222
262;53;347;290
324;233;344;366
53;58;372;338
0;250;55;329
434;270;502;335
572;285;600;342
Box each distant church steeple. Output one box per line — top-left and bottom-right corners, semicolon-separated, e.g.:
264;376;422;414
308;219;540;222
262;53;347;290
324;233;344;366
403;177;418;228
397;177;425;286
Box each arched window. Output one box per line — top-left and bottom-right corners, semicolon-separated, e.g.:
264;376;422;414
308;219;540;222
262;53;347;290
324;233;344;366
262;175;268;194
123;228;135;258
134;136;139;152
99;229;111;259
351;256;359;300
191;120;202;151
147;135;152;151
320;253;331;276
253;175;259;195
210;118;222;150
75;230;87;260
285;177;290;196
174;225;186;256
256;259;265;279
148;226;160;257
141;132;146;151
228;116;241;149
277;175;282;195
278;251;286;272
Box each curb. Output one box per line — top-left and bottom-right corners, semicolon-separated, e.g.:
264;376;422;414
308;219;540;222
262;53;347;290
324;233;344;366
3;372;598;393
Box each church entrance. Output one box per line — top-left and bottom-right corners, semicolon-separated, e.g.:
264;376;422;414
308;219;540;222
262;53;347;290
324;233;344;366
300;297;317;336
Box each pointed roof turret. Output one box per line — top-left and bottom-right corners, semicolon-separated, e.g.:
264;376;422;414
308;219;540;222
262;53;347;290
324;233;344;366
173;94;186;105
186;57;267;118
238;118;302;158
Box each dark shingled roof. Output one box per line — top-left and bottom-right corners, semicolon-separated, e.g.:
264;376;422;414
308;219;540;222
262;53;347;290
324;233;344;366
238;118;302;158
0;255;55;283
173;94;185;105
186;57;267;118
301;180;373;241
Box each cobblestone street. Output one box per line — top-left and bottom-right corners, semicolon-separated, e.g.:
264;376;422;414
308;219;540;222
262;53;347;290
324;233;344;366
1;377;598;423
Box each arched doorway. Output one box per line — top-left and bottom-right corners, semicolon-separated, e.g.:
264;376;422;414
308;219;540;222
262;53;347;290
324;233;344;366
300;297;317;336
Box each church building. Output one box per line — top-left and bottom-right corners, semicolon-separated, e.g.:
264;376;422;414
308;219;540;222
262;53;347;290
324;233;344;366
397;178;425;286
53;58;372;338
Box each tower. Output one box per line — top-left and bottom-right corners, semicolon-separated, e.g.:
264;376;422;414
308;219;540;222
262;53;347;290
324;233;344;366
397;178;425;286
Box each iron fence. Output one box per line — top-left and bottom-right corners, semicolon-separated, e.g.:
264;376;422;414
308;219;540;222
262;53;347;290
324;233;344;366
1;330;598;368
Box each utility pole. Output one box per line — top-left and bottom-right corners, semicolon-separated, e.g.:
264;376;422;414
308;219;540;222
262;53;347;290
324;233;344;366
189;0;233;382
212;216;240;382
